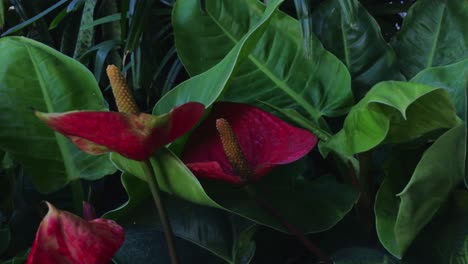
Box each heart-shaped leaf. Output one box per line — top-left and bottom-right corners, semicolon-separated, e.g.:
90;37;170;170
392;0;468;78
170;0;353;121
320;81;459;156
375;125;465;258
0;37;116;193
411;59;468;118
312;0;405;99
153;0;285;115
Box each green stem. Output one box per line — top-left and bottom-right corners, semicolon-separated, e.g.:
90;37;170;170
140;160;179;264
70;179;84;216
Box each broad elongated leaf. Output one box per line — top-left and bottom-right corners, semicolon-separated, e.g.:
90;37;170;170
312;0;404;99
105;173;255;264
392;0;468;78
153;0;285;115
411;59;468;118
375;125;465;258
0;37;116;193
205;175;359;234
320;81;458;156
110;148;222;208
406;191;468;263
111;149;358;235
171;0;353;120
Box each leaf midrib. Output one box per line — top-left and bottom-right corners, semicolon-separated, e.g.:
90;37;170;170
426;3;446;68
206;4;322;119
25;43;78;182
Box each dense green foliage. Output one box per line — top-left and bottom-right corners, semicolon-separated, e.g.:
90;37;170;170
0;0;466;263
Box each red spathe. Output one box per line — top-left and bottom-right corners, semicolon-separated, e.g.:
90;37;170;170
182;102;317;184
35;102;205;161
27;202;124;264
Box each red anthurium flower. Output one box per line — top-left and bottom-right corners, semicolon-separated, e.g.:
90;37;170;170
182;102;317;184
27;202;124;264
35;102;205;161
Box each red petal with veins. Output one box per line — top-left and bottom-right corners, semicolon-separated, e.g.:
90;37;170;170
35;102;205;161
27;202;124;264
182;102;317;183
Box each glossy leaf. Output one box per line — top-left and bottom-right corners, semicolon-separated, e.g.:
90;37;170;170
112;148;358;234
312;0;405;99
405;191;468;263
411;59;468;119
0;37;116;193
375;125;465;258
392;0;468;78
110;148;222;208
204;175;359;234
171;0;353;120
320;81;458;156
153;0;285;115
104;173;254;264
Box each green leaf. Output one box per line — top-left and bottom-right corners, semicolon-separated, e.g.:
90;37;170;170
312;0;405;99
73;0;96;59
105;173;254;264
171;0;353;120
112;149;358;235
411;59;468;119
331;247;400;264
375;125;465;258
0;37;116;193
110;148;221;208
392;0;468;78
406;191;468;263
205;175;359;234
320;81;459;156
0;0;68;37
153;0;285;115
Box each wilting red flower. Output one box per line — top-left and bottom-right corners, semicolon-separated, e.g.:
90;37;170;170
182;102;317;184
35;102;205;161
27;202;124;264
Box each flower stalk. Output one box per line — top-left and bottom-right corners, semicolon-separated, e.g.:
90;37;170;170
215;117;330;263
107;65;179;264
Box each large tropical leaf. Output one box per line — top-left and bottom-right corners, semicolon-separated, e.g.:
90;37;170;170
153;0;285;115
0;37;116;193
105;173;256;264
171;0;353;121
375;125;465;258
110;148;222;208
392;0;468;79
320;81;458;156
110;149;358;235
405;191;468;263
312;0;405;99
411;59;468;118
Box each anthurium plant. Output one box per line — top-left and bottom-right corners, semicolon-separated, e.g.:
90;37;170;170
0;0;467;263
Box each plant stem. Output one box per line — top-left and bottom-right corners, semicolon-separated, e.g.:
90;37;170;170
70;179;84;216
244;185;331;264
140;160;179;264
